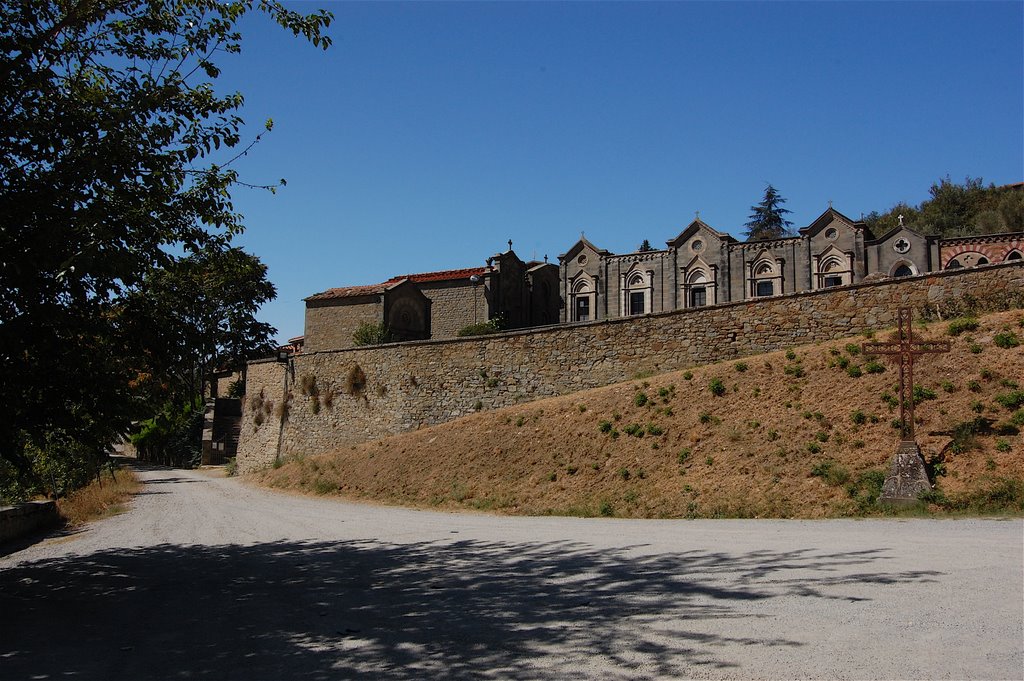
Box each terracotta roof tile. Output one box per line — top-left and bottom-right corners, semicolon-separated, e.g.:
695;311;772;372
385;267;486;284
304;283;389;301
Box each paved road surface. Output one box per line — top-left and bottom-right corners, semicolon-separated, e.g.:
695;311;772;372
1;462;1022;680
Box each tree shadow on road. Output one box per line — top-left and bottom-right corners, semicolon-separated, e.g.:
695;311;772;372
0;538;942;680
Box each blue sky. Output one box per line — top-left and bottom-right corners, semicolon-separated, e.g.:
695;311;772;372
215;1;1023;342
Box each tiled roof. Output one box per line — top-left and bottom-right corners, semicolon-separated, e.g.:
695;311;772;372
304;283;389;301
384;267;486;284
305;267;487;302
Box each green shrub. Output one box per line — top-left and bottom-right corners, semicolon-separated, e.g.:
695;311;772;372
1010;410;1024;427
646;423;664;436
784;364;805;378
352;322;393;346
617;468;630;480
995;390;1024;411
815;431;830;443
705;456;714;466
677;449;691;464
708;378;726;396
457;318;505;337
599;501;615;517
785;349;797;361
598;420;613;434
850;409;867;426
967;380;982;393
807;442;822;454
940;380;955;393
835;356;850;369
980;368;995;381
658;387;670;398
913;385;937;403
864;360;885;374
846;365;862;378
809;460;850;486
995;440;1012;453
881;391;899;410
683;371;693;380
622;423;645;437
634;392;649;407
226;379;246;398
734;362;748;373
947;317;979;336
844;343;861;356
993;331;1020;349
969;343;983;354
767;430;779;441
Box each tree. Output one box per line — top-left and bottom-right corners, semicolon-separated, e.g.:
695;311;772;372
744;184;794;241
637;239;654;252
0;1;332;479
863;176;1023;237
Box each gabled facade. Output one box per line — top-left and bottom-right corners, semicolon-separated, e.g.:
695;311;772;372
557;206;1024;322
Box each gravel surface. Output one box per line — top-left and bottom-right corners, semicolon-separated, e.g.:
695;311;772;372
1;461;1022;680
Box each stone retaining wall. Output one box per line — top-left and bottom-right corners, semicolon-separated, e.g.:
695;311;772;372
237;262;1024;472
0;500;59;545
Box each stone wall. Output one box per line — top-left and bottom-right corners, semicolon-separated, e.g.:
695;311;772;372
420;280;485;338
0;500;59;545
237;262;1024;472
304;297;383;352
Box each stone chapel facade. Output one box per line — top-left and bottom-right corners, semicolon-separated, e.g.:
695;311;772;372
558;206;1023;323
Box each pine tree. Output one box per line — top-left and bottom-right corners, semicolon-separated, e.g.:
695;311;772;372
744;184;794;241
637;239;654;252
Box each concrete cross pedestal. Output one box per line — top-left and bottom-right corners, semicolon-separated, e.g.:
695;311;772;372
863;307;950;505
880;440;932;505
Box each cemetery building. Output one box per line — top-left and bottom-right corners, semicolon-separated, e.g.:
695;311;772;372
301;206;1022;351
558;206;1023;322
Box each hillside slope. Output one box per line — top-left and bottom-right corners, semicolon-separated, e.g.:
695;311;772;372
258;310;1024;518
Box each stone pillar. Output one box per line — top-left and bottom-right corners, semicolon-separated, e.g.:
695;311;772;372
880;440;931;505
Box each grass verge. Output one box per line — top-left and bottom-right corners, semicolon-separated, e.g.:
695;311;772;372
56;464;141;527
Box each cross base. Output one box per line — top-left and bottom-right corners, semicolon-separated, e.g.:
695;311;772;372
879;440;932;506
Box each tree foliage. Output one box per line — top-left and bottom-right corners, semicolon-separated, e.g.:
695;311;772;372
863;176;1024;237
0;1;332;481
744;184;794;241
637;239;654;252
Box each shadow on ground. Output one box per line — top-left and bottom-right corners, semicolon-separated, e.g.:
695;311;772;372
0;537;942;680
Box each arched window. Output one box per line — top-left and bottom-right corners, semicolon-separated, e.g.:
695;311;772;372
893;264;913;278
688;270;707;307
751;259;780;298
571;278;594;322
977;257;989;265
820;257;846;288
1007;250;1023;261
623;270;649;316
946;258;962;270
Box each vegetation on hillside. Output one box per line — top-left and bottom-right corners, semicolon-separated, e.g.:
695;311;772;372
259;309;1024;519
864;176;1024;237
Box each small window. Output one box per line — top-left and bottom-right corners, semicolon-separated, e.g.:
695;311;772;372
690;287;707;307
629;291;645;315
1008;251;1022;261
575;297;590;322
823;276;843;288
946;258;963;270
977;257;989;265
755;280;774;297
824;228;838;240
893;265;913;278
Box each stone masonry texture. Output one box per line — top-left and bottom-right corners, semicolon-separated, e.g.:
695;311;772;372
237;262;1024;473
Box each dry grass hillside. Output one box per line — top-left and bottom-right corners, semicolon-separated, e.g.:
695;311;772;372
258;310;1024;518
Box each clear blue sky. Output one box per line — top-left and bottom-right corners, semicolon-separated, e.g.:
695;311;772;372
215;1;1023;343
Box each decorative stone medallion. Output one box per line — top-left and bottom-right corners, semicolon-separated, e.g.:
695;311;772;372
691;239;704;253
577;254;588;265
825;228;838;240
894;238;911;254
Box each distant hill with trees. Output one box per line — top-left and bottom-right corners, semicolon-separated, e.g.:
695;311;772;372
864;177;1024;238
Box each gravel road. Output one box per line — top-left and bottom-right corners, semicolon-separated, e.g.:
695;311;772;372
2;461;1021;680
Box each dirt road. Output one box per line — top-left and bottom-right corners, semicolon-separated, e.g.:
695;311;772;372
1;462;1021;680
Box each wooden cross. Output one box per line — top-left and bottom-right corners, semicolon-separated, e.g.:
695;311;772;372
863;308;950;441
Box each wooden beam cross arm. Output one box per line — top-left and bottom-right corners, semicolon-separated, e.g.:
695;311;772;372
861;308;950;442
